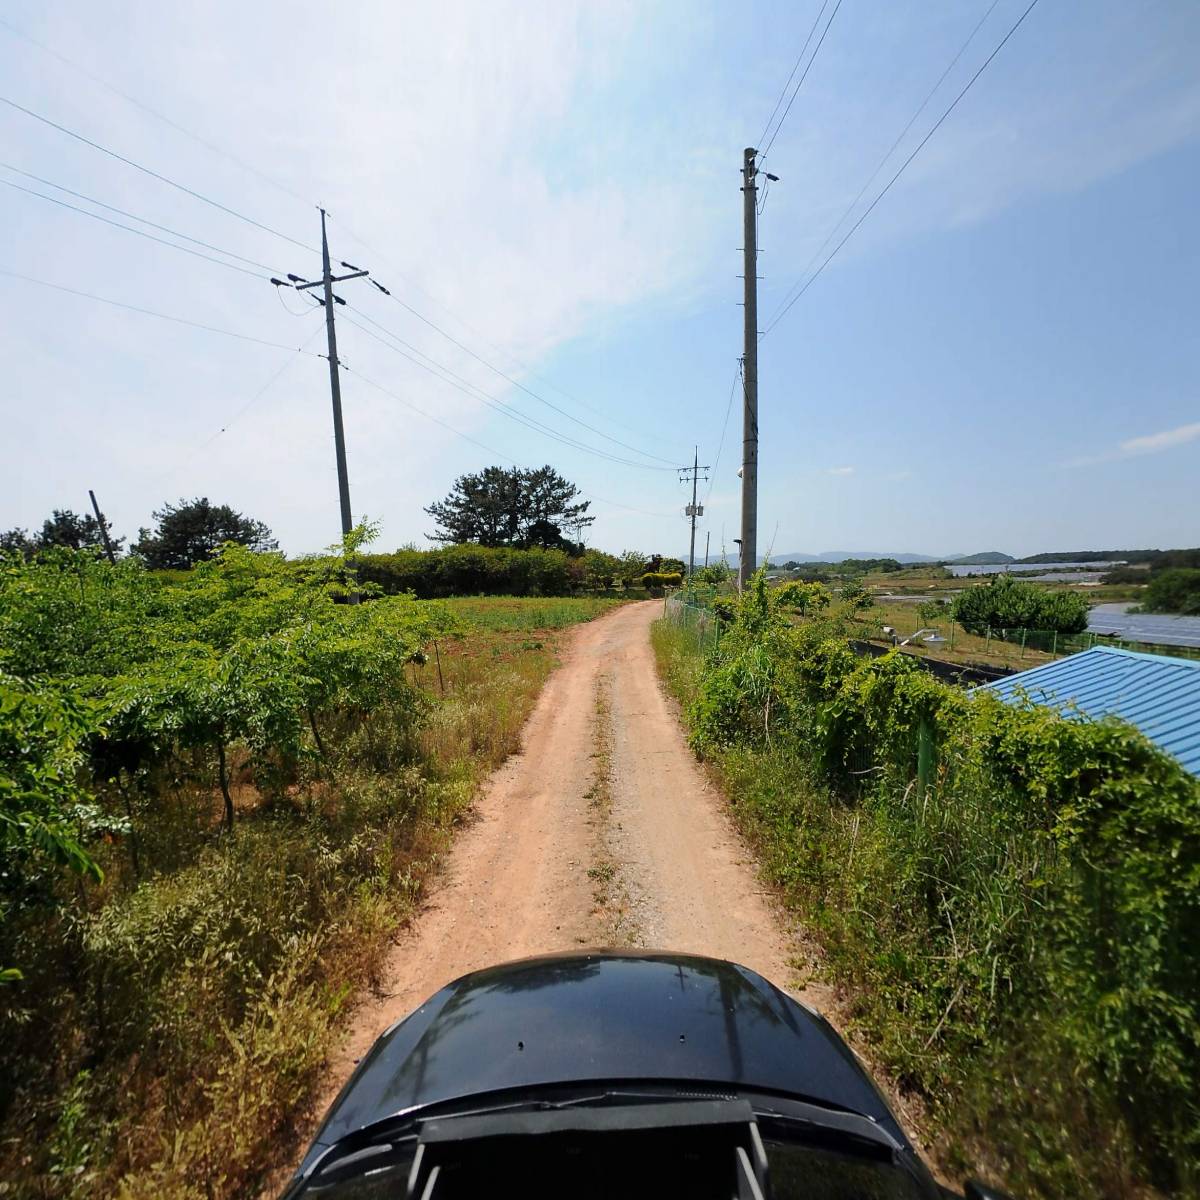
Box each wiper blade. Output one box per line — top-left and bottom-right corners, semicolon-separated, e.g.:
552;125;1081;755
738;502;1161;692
753;1100;902;1160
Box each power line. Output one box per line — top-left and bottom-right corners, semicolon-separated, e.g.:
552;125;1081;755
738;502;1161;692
0;15;313;212
369;288;678;465
338;306;677;472
2;177;271;280
762;0;1042;337
331;215;675;448
0;93;316;256
0;161;287;273
1;21;677;458
0;267;320;352
347;366;676;518
756;0;831;154
758;0;844;165
705;361;741;505
763;0;1003;332
347;364;520;466
148;325;325;486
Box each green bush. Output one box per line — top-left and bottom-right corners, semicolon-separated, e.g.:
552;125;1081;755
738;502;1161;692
641;571;683;591
951;575;1089;634
667;572;1200;1197
774;580;831;614
355;544;575;598
1138;567;1200;615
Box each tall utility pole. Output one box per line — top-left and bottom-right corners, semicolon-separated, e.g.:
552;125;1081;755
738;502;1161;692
679;447;710;580
739;147;759;592
87;489;116;564
273;209;386;542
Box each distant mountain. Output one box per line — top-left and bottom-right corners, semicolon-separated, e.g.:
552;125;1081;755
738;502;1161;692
698;550;948;567
946;551;1015;565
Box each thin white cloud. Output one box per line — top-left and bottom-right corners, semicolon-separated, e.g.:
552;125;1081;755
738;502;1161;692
828;466;855;476
1064;420;1200;468
1120;421;1200;456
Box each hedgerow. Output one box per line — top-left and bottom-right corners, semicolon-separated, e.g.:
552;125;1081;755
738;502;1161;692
664;574;1200;1198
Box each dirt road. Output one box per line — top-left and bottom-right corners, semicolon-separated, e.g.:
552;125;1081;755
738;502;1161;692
291;599;843;1163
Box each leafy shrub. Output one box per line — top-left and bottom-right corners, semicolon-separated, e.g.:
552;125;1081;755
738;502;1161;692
774;580;831;614
669;571;1200;1196
355;544;574;598
1137;567;1200;615
641;572;683;591
951;575;1089;634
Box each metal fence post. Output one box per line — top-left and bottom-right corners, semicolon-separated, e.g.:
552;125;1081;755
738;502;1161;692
1021;628;1027;658
1052;631;1058;658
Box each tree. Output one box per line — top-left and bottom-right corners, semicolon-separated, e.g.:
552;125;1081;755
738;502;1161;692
951;575;1088;634
0;528;35;559
424;466;593;549
1138;568;1200;616
38;508;124;556
132;498;277;570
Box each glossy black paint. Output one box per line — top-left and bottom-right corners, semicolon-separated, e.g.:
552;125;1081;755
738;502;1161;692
298;950;909;1178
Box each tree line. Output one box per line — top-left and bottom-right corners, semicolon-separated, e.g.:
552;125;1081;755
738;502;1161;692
3;497;276;570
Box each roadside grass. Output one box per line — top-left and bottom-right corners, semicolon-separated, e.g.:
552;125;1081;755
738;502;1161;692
1;597;614;1200
650;617;1155;1200
437;595;625;631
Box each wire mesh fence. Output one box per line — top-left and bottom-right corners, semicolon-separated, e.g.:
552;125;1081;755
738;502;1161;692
876;613;1200;667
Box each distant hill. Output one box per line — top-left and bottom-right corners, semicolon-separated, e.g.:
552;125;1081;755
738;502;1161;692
946;551;1015;565
701;550;949;568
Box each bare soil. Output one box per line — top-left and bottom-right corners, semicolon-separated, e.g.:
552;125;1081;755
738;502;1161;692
274;600;932;1186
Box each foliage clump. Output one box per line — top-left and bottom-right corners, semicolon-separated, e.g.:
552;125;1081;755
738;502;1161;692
662;572;1200;1198
951;574;1089;634
1136;567;1200;615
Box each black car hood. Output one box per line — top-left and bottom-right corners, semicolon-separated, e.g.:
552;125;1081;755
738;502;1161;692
301;951;904;1175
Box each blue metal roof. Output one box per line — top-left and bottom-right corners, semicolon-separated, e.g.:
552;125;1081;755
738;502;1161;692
980;646;1200;777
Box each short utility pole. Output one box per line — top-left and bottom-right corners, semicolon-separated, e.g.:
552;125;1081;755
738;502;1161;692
88;489;117;564
739;147;759;592
272;209;388;543
679;446;710;580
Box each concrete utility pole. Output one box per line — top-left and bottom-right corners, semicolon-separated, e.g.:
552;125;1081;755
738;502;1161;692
273;210;385;543
88;489;117;564
739;147;759;592
679;447;710;580
704;530;710;569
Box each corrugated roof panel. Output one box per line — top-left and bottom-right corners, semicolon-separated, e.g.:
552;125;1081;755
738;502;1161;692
979;646;1200;777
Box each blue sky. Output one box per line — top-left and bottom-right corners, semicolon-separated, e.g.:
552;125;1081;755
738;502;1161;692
2;0;1197;558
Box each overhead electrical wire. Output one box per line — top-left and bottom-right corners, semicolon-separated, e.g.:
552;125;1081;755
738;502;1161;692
0;15;313;211
366;288;678;465
2;178;271;280
705;361;742;506
755;0;830;154
0;93;317;256
330;215;675;448
338;307;677;471
0;267;322;352
761;0;1043;337
148;325;326;486
758;0;844;165
0;24;667;460
350;362;676;518
0;161;287;274
762;0;1003;332
2;30;678;479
